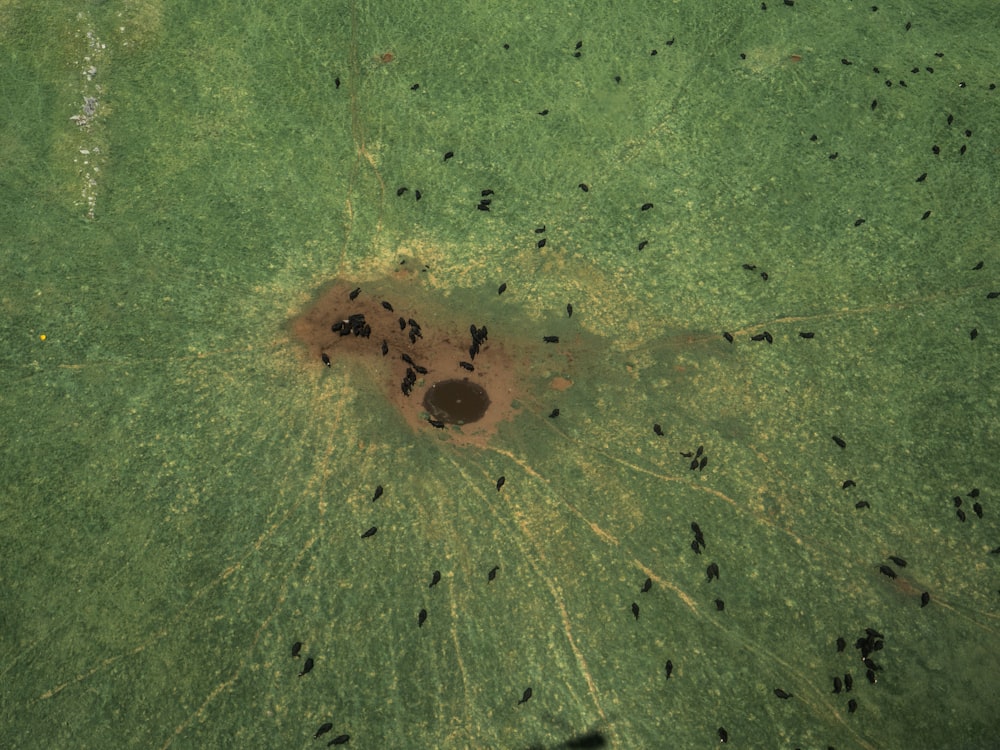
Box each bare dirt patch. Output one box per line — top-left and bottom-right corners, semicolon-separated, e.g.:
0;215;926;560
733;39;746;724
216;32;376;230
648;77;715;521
290;276;523;449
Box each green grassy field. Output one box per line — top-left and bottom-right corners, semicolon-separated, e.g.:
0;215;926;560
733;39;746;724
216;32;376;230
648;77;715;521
2;1;999;747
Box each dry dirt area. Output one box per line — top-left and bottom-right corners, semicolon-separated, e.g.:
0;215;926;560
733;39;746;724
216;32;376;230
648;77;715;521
291;277;528;449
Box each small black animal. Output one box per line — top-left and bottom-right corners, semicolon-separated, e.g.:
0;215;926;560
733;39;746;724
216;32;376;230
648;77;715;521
315;722;333;739
706;562;720;581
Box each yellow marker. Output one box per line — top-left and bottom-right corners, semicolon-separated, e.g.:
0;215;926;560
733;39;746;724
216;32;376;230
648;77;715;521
39;333;46;341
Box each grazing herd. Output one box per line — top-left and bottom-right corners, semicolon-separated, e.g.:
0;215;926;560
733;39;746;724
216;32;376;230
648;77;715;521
289;3;997;746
